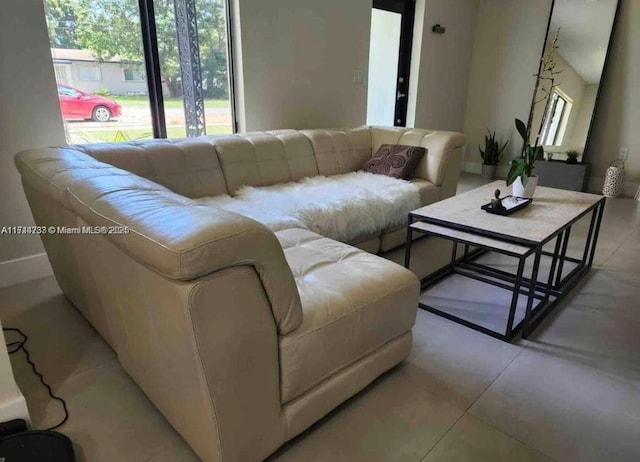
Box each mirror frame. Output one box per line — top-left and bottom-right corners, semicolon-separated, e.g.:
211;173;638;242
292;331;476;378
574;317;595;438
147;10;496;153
525;0;622;164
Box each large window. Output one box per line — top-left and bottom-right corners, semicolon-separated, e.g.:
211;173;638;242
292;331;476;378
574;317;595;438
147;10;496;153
44;0;235;144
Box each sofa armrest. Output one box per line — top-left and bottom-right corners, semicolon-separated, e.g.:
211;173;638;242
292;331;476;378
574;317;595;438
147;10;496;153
412;131;465;188
66;175;303;335
436;144;463;200
185;266;287;461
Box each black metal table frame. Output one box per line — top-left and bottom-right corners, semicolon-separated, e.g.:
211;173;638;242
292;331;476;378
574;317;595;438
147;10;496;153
404;198;606;342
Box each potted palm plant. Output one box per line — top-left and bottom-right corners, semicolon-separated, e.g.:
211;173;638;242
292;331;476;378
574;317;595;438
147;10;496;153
479;130;508;180
507;119;542;198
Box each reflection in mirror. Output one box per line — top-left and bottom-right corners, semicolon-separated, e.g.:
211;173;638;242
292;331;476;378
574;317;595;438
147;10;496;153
529;0;618;163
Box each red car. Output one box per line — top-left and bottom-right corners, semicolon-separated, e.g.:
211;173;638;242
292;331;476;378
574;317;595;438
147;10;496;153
57;85;122;122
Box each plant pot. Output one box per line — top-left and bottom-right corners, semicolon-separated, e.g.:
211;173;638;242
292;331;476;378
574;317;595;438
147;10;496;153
481;164;498;180
566;158;578;165
512;175;538;198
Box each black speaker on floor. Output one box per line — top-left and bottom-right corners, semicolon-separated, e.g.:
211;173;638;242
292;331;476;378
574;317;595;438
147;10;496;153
0;430;75;461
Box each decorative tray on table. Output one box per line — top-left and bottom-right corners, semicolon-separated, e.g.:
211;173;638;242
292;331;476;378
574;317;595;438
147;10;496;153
481;195;532;216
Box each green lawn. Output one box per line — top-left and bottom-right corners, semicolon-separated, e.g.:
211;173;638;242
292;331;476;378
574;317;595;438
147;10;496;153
112;96;230;109
68;125;233;143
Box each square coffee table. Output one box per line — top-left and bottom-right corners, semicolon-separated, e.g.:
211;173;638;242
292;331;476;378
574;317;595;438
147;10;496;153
404;181;605;342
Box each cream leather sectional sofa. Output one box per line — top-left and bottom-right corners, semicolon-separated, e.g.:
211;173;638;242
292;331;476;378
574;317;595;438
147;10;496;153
15;126;464;462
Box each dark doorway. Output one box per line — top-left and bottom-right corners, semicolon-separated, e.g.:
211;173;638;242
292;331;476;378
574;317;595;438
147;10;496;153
366;0;415;127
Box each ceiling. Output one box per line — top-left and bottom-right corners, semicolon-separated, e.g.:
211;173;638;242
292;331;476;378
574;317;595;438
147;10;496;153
548;0;618;84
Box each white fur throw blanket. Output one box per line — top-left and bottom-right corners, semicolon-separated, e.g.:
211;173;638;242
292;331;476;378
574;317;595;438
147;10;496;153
197;172;421;243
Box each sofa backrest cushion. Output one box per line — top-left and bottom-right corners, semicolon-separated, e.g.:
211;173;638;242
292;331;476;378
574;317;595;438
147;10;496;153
75;138;228;198
213;130;318;194
35;126;463;200
301;127;372;176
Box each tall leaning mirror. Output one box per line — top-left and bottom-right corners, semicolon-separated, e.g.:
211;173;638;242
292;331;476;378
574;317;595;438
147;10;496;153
527;0;620;191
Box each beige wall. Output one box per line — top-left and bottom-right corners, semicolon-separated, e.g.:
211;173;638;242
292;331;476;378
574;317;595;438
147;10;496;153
232;0;372;132
588;0;639;192
463;0;553;173
408;0;478;131
0;0;65;277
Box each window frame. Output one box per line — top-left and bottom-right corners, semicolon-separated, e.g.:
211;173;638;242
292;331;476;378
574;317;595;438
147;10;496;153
47;0;237;141
137;0;237;138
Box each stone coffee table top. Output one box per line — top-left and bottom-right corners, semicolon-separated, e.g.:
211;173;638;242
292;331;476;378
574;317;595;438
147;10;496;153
411;181;604;246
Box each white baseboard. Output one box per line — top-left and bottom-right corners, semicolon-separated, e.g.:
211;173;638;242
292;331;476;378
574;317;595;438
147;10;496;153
0;253;53;289
462;161;481;174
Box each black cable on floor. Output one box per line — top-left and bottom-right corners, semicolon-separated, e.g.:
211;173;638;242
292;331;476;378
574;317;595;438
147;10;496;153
3;326;69;431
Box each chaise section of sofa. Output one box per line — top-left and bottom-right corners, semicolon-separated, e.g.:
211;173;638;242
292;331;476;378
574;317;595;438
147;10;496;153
14;125;464;461
276;229;418;404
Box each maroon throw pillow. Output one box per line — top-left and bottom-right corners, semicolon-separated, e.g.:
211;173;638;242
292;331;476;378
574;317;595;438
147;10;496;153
363;144;426;180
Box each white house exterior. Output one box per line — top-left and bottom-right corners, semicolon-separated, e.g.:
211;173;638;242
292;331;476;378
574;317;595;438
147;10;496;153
51;48;148;96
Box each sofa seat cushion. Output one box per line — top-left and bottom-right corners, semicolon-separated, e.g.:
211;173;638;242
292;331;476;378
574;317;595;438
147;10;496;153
196;171;421;244
380;179;441;252
411;178;441;206
276;229;419;404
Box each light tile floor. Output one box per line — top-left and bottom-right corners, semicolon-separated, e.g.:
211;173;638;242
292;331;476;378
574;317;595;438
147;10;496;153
1;173;639;462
